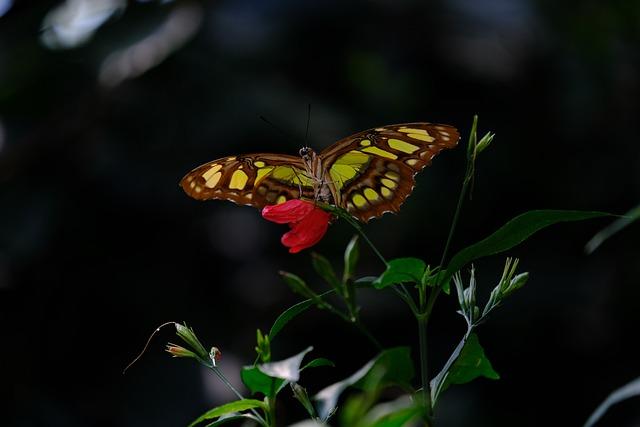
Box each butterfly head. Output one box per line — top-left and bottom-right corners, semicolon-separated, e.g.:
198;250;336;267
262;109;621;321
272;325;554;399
299;146;315;162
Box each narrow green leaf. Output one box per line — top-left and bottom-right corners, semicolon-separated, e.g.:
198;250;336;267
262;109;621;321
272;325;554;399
343;235;360;281
280;271;315;299
314;347;413;420
241;366;286;396
585;204;639;253
311;253;342;290
374;258;426;289
203;414;260;427
188;399;264;427
268;289;335;341
584;376;640;427
355;276;377;285
440;210;609;287
301;358;335;370
269;300;314;341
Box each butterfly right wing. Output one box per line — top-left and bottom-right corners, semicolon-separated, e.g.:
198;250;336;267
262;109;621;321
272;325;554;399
180;153;316;210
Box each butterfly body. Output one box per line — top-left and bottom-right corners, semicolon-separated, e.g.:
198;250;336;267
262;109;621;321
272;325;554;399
181;122;459;222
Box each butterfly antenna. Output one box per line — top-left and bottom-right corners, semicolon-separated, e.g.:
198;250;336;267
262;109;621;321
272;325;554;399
259;115;300;146
123;321;176;374
304;103;311;148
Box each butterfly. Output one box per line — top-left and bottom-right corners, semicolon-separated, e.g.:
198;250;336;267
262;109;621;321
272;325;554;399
180;123;459;222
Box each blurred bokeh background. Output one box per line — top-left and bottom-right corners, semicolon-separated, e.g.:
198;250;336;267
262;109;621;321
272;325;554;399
2;0;639;426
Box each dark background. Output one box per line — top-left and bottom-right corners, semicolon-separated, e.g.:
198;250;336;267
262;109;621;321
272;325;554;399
2;1;639;426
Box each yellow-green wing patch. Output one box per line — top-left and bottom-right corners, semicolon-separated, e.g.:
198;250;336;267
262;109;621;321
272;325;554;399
181;153;315;209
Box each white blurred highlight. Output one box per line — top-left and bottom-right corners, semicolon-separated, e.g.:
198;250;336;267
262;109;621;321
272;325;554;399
0;0;13;18
40;0;125;49
98;2;202;88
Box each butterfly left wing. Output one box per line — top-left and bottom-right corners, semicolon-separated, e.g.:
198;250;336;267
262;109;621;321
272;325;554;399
319;123;459;222
181;153;315;209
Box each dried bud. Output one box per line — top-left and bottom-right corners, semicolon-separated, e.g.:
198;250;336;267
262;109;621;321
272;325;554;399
210;347;222;366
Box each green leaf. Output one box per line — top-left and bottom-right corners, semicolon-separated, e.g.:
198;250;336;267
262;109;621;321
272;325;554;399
188;399;264;427
445;333;499;386
291;383;317;419
343;235;360;281
354;347;414;391
311;253;342;290
203;414;261;427
584;376;640;427
268;289;335;341
355;276;377;285
314;347;413;421
269;300;314;341
367;398;422;427
431;333;498;402
440;210;609;287
241;366;286;397
585;204;639;253
302;357;335;370
280;271;316;300
374;258;426;289
258;346;313;382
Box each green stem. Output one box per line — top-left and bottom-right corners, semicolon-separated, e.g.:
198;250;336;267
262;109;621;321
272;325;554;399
341;210;388;266
427;116;479;334
267;394;276;427
418;314;432;419
439;114;478;272
355;318;383;350
209;366;267;426
439;174;470;270
326;204;420;317
324;303;382;350
321;204;387;265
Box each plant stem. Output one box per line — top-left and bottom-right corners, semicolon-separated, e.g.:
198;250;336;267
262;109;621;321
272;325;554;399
424;116;479;357
341;211;387;266
209;366;267;425
267;395;276;427
439;114;478;272
324;303;382;350
439;175;470;270
355;318;383;350
329;205;420;318
322;204;387;265
418;313;432;420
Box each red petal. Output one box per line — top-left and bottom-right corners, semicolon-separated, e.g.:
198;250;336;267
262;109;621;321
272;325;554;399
262;199;315;224
281;207;331;253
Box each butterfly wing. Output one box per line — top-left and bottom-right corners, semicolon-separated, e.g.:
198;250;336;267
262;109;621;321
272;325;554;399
180;153;315;209
320;123;459;222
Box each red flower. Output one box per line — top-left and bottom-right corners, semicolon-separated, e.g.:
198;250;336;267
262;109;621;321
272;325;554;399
262;199;331;253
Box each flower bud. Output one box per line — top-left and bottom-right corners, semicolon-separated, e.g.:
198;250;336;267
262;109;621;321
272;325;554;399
166;344;198;359
504;272;529;297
